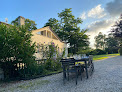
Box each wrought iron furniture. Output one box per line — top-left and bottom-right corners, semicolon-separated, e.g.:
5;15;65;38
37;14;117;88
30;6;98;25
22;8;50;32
60;58;82;85
60;55;94;85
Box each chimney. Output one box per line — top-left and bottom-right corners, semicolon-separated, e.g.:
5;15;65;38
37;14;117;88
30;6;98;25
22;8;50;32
18;16;25;25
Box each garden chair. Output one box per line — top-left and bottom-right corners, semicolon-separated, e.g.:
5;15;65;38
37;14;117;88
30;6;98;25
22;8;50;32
81;55;94;78
61;58;82;85
88;55;94;75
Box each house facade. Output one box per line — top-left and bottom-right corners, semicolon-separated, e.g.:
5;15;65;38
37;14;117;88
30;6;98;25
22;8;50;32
0;16;68;59
31;26;68;59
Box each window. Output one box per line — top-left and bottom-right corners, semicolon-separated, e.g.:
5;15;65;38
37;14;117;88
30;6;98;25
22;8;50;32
41;31;44;35
37;32;41;35
47;31;51;38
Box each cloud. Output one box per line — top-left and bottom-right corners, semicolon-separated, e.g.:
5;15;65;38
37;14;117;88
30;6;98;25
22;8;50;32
86;19;116;48
80;0;122;48
79;4;106;19
88;4;106;18
106;0;122;17
79;12;86;19
87;19;115;33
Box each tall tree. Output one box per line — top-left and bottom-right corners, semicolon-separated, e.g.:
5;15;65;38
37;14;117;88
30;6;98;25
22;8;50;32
105;34;119;48
44;18;60;34
111;14;122;55
94;32;106;50
111;14;122;47
44;8;89;54
111;14;122;38
105;34;119;53
11;18;37;31
58;8;82;41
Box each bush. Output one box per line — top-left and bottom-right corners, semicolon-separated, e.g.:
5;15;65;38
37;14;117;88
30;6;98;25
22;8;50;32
68;53;73;57
44;60;53;71
105;48;118;54
0;24;36;79
38;42;64;72
119;47;122;56
89;49;106;55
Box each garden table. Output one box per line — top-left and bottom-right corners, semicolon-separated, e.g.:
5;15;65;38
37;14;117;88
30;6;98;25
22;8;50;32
60;57;91;81
75;57;89;79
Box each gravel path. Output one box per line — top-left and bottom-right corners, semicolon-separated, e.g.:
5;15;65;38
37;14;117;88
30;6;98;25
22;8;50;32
0;56;122;92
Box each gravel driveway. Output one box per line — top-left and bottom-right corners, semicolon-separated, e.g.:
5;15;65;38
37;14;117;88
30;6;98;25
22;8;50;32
0;56;122;92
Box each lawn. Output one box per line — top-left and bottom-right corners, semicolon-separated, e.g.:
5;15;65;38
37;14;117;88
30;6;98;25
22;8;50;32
93;53;119;61
75;53;119;65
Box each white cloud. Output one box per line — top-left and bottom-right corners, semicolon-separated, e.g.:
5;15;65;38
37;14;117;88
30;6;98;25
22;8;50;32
79;0;122;48
79;4;106;19
87;19;115;32
79;12;86;19
88;4;106;18
106;0;122;17
86;19;116;48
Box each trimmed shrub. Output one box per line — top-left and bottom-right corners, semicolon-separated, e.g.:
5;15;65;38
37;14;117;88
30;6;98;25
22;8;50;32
105;48;118;54
119;47;122;56
89;49;106;55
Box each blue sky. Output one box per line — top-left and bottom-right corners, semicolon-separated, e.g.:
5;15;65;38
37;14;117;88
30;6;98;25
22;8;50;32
0;0;122;47
0;0;112;28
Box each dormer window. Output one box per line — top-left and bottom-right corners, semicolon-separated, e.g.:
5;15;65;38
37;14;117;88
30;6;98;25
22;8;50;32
37;32;41;35
41;31;44;35
37;30;46;36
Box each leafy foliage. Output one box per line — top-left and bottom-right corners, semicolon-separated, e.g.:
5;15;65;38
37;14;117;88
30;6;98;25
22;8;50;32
11;17;37;31
37;42;65;71
94;32;106;50
119;47;122;56
0;24;36;78
89;49;106;55
44;8;89;54
110;14;122;55
105;34;119;54
44;18;60;34
94;32;120;54
111;14;122;39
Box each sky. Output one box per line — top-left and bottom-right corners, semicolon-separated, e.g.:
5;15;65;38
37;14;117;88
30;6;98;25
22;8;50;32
0;0;122;48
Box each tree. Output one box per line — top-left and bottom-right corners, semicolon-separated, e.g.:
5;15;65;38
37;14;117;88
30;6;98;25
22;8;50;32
11;17;37;31
111;14;122;39
94;32;106;50
44;18;60;34
111;14;122;55
106;34;119;48
0;24;35;78
44;8;89;54
105;34;119;53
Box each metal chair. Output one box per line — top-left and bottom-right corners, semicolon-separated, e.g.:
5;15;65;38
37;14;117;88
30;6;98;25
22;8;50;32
81;55;94;78
61;58;82;85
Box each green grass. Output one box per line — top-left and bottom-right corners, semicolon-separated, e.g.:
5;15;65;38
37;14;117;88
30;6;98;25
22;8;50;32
75;53;119;64
93;53;119;61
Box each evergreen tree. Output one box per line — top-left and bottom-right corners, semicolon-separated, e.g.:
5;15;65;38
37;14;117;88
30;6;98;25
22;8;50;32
44;8;89;54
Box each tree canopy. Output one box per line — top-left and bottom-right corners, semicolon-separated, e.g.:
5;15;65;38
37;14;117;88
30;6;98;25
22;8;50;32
111;14;122;48
11;17;37;31
111;14;122;38
94;32;106;50
44;8;89;54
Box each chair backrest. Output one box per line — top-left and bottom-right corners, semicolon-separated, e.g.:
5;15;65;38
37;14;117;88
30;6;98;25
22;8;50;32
61;58;75;66
88;55;93;66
